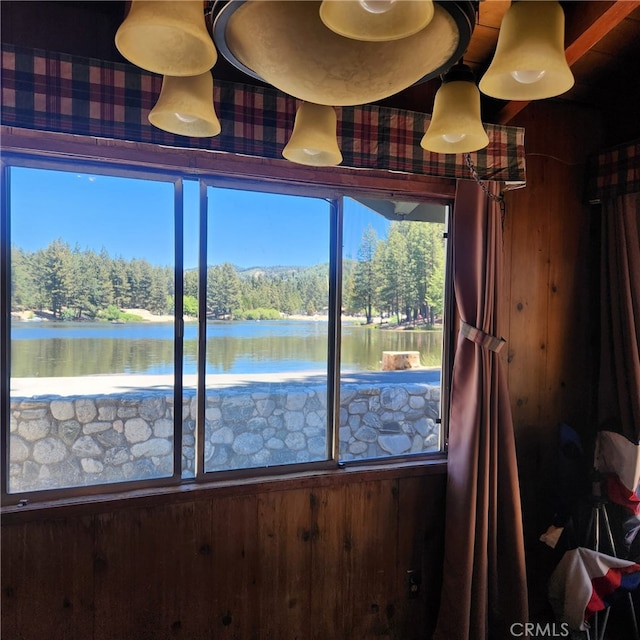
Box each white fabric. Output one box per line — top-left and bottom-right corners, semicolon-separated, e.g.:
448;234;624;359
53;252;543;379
595;430;640;492
548;547;638;630
539;525;564;549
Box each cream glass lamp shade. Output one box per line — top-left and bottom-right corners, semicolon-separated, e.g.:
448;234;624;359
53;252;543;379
421;64;488;154
148;72;221;138
282;103;343;166
115;0;217;77
214;0;475;106
319;0;435;42
479;0;574;100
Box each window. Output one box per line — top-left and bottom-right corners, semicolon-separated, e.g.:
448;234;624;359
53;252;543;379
340;197;448;461
4;162;183;496
1;153;451;504
201;186;333;474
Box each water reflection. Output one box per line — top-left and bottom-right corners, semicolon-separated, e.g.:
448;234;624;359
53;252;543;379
11;321;443;377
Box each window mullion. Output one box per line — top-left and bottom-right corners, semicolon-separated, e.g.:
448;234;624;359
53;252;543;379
327;198;343;463
1;163;11;500
173;178;184;480
195;179;208;480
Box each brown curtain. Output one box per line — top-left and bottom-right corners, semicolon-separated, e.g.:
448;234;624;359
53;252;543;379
598;192;640;443
433;179;528;640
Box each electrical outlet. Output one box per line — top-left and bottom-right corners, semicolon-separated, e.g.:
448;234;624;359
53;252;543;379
406;569;421;598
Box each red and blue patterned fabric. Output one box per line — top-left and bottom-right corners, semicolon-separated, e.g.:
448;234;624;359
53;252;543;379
549;547;640;630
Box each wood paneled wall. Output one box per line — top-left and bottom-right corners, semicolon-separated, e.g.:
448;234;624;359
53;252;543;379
501;101;605;615
2;468;446;640
1;102;615;638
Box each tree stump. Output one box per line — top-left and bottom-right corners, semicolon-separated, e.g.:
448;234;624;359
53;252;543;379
381;351;421;371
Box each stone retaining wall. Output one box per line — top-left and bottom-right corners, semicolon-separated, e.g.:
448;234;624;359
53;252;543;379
9;383;440;493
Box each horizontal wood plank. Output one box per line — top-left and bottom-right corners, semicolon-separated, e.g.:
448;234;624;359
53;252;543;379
2;471;447;640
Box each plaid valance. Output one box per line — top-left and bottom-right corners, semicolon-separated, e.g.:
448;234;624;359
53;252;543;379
586;139;640;202
1;44;526;182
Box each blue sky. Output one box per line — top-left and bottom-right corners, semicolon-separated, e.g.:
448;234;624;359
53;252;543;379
9;166;390;269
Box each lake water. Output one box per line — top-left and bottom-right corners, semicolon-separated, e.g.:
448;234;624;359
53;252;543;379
10;320;443;377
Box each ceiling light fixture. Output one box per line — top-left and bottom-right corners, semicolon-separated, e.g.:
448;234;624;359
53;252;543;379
115;0;217;77
114;0;574;162
319;0;435;42
212;0;474;107
479;0;574;100
421;61;488;154
282;103;343;167
148;72;221;138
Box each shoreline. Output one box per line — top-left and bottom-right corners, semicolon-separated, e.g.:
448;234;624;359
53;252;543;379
11;309;364;324
10;313;440;332
10;368;441;398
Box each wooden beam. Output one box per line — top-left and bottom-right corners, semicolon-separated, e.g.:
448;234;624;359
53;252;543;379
495;0;640;124
564;0;640;66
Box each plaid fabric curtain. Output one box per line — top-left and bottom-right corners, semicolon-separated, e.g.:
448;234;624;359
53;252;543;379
1;44;526;182
587;139;640;202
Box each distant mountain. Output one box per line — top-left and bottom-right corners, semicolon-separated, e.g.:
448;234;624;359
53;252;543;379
186;264;306;277
238;264;326;278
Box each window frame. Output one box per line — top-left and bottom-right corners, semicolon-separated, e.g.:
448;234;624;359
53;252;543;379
193;179;341;481
1;153;188;503
1;133;454;508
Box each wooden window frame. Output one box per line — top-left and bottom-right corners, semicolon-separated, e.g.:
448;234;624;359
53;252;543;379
0;126;454;510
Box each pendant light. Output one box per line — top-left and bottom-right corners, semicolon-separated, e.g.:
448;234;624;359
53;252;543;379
421;62;488;154
212;0;475;107
479;0;574;100
148;72;221;138
319;0;435;42
282;103;343;166
115;0;217;77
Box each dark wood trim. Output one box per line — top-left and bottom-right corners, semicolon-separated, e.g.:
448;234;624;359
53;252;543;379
1;458;447;524
0;126;457;200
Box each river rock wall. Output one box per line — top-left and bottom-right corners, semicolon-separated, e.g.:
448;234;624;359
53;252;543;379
9;383;440;493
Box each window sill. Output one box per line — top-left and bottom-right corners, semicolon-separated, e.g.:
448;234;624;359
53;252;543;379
1;456;447;523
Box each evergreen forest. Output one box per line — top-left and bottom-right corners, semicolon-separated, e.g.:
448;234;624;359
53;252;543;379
10;221;446;325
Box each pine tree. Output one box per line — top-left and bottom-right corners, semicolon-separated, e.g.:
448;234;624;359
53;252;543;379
351;225;379;324
41;238;73;318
